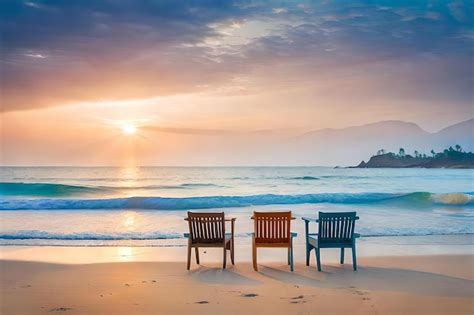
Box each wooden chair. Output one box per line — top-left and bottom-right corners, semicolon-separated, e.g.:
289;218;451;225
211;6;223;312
251;211;297;272
302;212;359;271
184;212;235;270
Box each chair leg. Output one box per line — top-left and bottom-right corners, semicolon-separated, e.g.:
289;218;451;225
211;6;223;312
252;238;258;271
195;247;200;265
352;245;357;271
290;242;294;272
230;240;235;265
223;246;227;269
304;220;310;266
306;244;311;266
340;248;344;264
187;244;192;270
315;248;321;272
287;247;291;265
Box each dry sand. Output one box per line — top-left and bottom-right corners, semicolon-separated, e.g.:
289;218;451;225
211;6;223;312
1;254;473;314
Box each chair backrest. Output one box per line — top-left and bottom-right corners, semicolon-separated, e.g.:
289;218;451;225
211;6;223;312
318;211;357;243
252;211;292;244
187;212;225;244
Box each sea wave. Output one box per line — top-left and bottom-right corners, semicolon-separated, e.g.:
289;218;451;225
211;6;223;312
0;182;224;197
0;182;109;197
0;192;472;210
0;230;183;240
291;176;320;180
0;228;472;242
0;230;254;241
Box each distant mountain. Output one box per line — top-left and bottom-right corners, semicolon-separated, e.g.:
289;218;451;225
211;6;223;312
137;118;473;166
285;119;473;166
430;118;474;150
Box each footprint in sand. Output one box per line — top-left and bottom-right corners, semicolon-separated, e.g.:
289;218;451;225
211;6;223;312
280;295;304;300
348;287;367;296
348;287;371;302
241;293;258;298
195;301;209;304
290;301;307;304
283;295;307;304
124;283;130;287
21;285;32;288
49;307;73;312
291;295;304;300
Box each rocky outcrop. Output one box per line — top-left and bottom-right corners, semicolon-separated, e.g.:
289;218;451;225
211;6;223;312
354;151;474;169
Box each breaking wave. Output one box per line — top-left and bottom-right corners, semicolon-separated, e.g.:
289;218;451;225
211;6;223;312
0;192;472;210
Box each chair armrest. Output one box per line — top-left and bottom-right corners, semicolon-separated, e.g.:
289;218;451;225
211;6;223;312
183;233;190;238
354;233;361;238
291;232;298;237
302;217;318;222
225;218;236;221
355;216;360;220
184;218;189;221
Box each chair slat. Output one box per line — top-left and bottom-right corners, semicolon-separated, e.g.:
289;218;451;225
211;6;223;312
187;212;225;243
318;212;357;243
253;211;292;243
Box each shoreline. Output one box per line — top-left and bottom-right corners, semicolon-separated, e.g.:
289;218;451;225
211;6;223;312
1;234;472;265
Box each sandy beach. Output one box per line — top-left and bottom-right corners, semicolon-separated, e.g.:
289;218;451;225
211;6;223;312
1;244;473;315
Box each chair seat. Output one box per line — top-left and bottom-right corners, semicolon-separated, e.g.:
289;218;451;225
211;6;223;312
308;233;360;248
251;232;297;237
307;233;360;239
184;233;232;246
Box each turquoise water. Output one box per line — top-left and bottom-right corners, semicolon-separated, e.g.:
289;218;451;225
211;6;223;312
0;167;473;246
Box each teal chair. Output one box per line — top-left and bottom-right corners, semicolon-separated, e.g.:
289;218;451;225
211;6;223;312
302;212;359;271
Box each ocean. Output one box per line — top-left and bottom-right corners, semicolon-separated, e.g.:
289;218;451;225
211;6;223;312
0;167;473;246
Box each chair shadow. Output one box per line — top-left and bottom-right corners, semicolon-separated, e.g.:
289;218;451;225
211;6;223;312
189;266;262;285
258;264;474;298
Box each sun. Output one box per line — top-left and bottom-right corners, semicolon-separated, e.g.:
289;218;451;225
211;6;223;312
121;124;137;135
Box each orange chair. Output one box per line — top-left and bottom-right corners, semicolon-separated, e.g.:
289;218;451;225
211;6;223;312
251;211;297;271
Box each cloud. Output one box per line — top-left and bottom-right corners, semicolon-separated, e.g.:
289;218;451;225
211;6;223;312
142;126;238;136
22;53;46;58
1;0;472;113
272;8;287;14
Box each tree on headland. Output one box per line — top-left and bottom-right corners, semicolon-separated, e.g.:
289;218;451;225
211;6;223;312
398;148;405;157
455;144;463;152
431;149;436;157
414;150;419;158
376;149;386;155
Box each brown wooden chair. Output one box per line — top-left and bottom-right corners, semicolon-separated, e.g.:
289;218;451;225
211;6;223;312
184;212;235;270
251;211;297;272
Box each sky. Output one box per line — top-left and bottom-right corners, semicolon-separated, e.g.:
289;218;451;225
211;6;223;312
0;0;473;166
